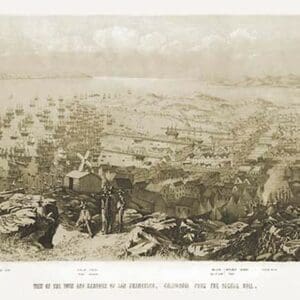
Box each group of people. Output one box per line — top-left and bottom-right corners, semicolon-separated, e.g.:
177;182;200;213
75;184;126;238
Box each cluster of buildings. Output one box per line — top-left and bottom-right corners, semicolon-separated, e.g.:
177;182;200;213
3;88;298;225
62;109;299;221
124;164;263;221
60;161;264;222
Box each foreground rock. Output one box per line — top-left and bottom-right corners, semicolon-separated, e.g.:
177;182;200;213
188;239;230;260
282;240;300;259
123;209;144;226
124;212;180;258
0;193;59;249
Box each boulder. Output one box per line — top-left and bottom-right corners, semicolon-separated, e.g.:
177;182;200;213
123;209;143;225
215;222;248;239
125;226;176;257
0;193;59;248
179;219;206;244
136;212;177;234
123;212;180;257
188;239;230;259
256;253;273;261
282;240;300;259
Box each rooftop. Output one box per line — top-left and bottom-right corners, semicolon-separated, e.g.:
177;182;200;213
65;170;91;179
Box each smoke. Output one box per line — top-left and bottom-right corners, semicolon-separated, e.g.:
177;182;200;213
262;164;286;205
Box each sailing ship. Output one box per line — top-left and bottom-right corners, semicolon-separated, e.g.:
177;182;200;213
36;109;43;118
58;112;65;119
3;115;11;128
10;130;19;140
20;126;29;137
29;99;36;108
6;108;14;118
24;113;34;125
165;126;179;138
43;108;51;115
44;119;54;131
27;134;35;146
106;113;113;125
58;104;65;113
0;117;3;138
48;98;56;107
15;104;24;116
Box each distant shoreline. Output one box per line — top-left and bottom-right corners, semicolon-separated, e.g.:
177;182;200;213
0;74;92;80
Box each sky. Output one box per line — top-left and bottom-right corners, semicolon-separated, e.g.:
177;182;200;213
0;16;300;79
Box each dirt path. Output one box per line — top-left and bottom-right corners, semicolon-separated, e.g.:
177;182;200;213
43;225;130;260
0;225;130;261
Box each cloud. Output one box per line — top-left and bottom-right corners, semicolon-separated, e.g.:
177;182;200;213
0;17;299;78
229;28;257;40
139;32;167;53
202;34;226;48
93;27;187;56
161;39;185;55
93;26;139;51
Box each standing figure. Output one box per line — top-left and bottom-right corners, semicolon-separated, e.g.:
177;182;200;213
76;201;93;238
100;184;117;234
35;197;47;219
33;198;60;248
100;189;109;234
116;189;126;233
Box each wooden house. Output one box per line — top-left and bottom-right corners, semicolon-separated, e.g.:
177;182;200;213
63;170;102;193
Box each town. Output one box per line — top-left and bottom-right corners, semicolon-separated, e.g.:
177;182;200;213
0;84;299;261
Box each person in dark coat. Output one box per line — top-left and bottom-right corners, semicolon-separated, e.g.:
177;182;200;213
100;184;117;234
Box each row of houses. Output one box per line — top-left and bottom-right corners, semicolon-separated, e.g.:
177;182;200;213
61;163;265;222
127;169;262;221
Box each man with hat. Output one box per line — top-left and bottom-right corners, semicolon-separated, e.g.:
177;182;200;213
76;201;93;238
100;183;116;234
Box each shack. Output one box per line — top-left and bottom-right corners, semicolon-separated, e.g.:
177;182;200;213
63;170;102;193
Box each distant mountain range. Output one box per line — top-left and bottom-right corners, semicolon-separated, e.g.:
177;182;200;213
217;74;300;88
0;72;92;80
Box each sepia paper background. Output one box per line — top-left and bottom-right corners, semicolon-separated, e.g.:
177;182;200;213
0;0;299;299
